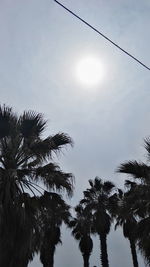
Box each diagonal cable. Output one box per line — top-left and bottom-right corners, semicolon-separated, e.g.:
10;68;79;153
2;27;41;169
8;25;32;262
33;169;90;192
54;0;150;71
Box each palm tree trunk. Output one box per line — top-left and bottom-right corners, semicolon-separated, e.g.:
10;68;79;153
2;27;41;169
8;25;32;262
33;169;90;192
99;234;109;267
129;239;139;267
83;254;90;267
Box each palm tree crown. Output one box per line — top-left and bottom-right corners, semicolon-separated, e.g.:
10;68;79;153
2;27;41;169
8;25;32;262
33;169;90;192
0;105;73;201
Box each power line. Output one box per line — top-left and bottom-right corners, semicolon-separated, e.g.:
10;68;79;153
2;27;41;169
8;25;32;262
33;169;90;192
54;0;150;71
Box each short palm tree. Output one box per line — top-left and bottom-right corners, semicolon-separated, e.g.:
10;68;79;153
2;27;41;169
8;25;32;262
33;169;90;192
39;191;71;267
0;105;73;267
80;177;115;267
69;204;93;267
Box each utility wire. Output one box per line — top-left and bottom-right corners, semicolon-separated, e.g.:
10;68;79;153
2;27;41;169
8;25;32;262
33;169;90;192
54;0;150;71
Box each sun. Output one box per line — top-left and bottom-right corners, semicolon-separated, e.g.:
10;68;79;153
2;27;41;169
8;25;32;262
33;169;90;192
76;56;105;87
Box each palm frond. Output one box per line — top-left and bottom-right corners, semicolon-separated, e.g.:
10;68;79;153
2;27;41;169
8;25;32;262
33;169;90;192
103;181;115;193
144;138;150;156
0;105;16;138
93;177;102;191
35;163;74;197
89;179;94;187
19;111;46;138
50;133;73;148
29;133;73;160
117;161;150;180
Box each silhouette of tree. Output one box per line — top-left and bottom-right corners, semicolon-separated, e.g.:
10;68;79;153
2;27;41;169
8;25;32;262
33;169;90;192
118;138;150;265
69;204;93;267
0;105;73;267
38;192;71;267
114;188;139;267
80;177;115;267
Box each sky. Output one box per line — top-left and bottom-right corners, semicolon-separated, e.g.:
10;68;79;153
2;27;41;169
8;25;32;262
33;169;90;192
0;0;150;266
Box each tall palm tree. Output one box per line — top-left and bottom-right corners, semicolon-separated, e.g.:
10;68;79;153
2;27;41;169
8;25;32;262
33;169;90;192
0;105;74;267
80;177;115;267
39;191;71;267
0;192;38;267
117;137;150;265
69;204;93;267
114;188;139;267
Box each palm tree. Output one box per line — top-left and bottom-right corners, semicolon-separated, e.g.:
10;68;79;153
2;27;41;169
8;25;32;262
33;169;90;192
117;137;150;265
69;204;93;267
80;177;115;267
115;188;139;267
0;192;38;267
0;105;74;267
39;191;71;267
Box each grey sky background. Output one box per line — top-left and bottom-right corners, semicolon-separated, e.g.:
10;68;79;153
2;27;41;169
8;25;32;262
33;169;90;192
0;0;150;266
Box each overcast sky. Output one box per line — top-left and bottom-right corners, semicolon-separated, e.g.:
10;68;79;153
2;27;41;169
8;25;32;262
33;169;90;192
0;0;150;266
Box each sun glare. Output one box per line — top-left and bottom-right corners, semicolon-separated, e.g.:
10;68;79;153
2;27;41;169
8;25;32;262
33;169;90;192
76;56;105;87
